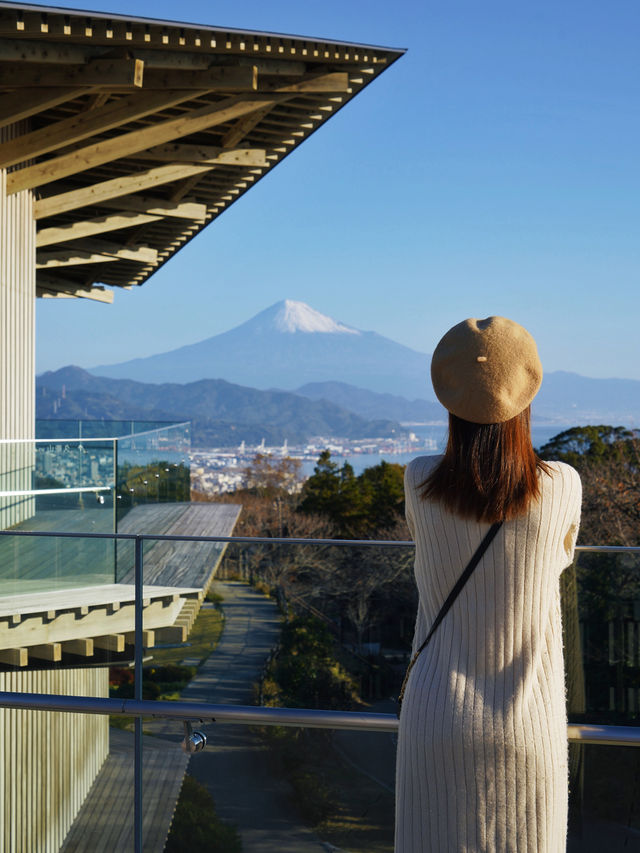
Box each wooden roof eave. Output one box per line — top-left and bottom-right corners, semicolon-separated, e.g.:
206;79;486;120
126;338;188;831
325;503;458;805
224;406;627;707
0;2;405;300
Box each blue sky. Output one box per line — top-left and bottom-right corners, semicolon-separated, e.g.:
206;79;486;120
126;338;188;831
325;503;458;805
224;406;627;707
36;0;640;381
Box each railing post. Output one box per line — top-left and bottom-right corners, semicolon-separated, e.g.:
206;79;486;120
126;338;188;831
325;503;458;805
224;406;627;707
134;534;143;853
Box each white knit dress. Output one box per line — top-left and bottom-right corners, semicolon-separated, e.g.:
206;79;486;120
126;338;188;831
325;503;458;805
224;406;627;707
395;456;582;853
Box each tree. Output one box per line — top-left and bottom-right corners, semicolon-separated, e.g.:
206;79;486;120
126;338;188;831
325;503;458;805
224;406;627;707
298;451;406;538
539;426;640;546
242;453;302;498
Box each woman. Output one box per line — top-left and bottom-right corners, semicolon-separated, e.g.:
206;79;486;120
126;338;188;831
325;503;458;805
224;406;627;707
395;317;581;853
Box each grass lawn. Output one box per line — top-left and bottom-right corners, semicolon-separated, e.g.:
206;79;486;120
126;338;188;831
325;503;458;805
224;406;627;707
109;594;225;730
149;602;225;668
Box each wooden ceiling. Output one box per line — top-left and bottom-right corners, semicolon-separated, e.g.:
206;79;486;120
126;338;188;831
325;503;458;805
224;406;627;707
0;2;404;302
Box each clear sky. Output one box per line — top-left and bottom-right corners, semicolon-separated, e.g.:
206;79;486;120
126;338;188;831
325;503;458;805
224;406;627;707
35;0;640;381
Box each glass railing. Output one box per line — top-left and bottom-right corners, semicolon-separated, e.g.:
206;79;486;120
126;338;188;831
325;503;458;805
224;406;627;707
0;530;638;852
0;421;191;595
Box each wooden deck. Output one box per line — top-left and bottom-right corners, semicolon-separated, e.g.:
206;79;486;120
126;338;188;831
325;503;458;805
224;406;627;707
118;502;241;589
0;501;241;596
60;729;189;853
0;502;242;666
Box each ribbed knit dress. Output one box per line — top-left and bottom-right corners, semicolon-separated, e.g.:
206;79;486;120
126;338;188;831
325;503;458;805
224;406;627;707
395;455;582;853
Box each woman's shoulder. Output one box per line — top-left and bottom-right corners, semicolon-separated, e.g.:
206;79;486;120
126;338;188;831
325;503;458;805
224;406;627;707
541;459;581;482
540;459;582;501
405;454;442;488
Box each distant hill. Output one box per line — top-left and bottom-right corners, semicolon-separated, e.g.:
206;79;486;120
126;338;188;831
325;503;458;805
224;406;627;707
296;373;640;427
36;367;403;446
89;299;432;399
295;381;446;423
533;371;640;425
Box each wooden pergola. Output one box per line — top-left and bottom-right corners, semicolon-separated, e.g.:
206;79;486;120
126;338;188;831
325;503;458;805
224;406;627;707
0;1;404;303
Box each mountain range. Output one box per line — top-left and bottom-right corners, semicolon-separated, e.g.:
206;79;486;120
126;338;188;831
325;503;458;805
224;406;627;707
36;367;402;446
43;299;640;431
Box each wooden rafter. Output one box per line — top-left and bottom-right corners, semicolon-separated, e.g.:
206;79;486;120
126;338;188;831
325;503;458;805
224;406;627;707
0;58;144;87
221;103;274;148
133;144;268;166
0;88;215;169
263;72;350;93
7;96;279;193
62;238;158;263
37;239;158;266
0;37;94;64
36;212;164;247
0;87;95;130
98;196;207;220
36;251;120;269
34;163;215;219
104;65;258;91
36;278;114;303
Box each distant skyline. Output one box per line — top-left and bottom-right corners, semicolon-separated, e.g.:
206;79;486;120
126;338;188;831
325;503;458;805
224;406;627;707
35;0;640;380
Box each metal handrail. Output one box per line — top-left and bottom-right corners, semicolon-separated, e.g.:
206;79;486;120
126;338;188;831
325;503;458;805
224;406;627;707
0;528;638;552
0;691;638;747
0;525;638;851
0;486;112;498
0;421;191;444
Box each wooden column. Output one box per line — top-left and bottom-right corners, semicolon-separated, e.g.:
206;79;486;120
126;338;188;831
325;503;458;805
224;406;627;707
0;121;36;529
0;667;109;852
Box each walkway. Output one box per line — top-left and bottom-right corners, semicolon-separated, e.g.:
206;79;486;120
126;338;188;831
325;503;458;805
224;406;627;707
152;580;329;853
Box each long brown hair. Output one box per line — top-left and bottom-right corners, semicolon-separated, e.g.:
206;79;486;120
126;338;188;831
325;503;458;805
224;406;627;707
421;407;550;523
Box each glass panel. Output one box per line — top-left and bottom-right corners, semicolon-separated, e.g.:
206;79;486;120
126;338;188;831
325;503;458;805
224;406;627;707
36;418;182;439
567;550;640;846
138;537;406;851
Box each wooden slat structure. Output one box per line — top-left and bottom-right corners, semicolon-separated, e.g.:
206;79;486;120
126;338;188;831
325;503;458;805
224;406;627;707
0;502;241;667
60;730;190;853
0;2;404;302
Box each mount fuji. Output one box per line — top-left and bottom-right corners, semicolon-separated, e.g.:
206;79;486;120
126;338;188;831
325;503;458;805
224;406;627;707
90;300;434;400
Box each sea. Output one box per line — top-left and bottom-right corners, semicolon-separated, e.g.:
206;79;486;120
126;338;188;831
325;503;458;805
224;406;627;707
301;424;566;478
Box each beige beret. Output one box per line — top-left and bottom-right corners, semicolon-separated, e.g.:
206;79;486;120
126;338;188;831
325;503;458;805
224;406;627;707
430;316;542;424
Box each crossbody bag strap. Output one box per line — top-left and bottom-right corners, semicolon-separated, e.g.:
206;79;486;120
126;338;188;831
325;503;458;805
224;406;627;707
397;520;503;713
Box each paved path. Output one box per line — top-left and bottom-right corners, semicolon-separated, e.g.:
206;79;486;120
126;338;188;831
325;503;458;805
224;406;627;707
151;581;328;853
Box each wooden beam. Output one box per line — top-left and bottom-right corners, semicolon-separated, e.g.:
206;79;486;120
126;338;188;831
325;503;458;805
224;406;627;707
0;648;28;667
36;251;120;269
36;212;163;247
98;197;207;220
34;163;214;219
8;96;280;193
0;58;144;88
264;72;350;93
62;638;94;656
29;643;62;662
0;87;95;130
49;239;158;264
0;89;213;170
117;65;257;91
93;634;125;653
124;630;155;647
154;625;187;644
221;104;274;148
134;144;268;167
36;277;114;303
0;37;93;65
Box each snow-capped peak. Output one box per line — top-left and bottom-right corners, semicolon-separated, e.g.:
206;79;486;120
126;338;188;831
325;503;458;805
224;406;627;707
273;300;360;335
